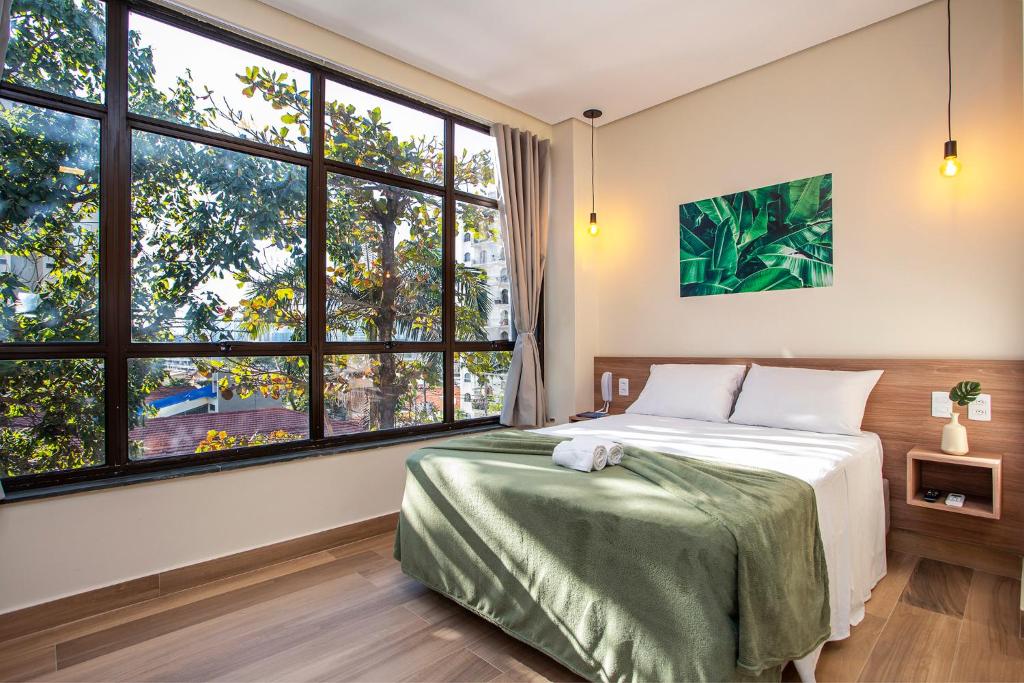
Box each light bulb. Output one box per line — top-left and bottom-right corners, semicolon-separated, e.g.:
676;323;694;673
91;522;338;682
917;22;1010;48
939;155;961;177
939;140;961;177
589;211;599;236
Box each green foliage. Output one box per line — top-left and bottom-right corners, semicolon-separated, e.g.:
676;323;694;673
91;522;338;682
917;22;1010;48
0;101;100;342
195;427;299;452
4;0;106;102
456;351;511;417
1;0;502;475
323;353;443;431
455;203;500;341
948;380;981;407
679;174;833;298
0;358;105;477
324;98;442;183
325;175;442;342
129;131;308;343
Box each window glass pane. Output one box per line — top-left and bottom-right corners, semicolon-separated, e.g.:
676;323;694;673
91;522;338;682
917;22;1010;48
455;125;498;198
454;351;510;420
324;353;442;434
1;358;104;477
3;0;106;103
0;100;100;342
326;173;441;342
128;13;311;152
324;80;442;184
128;355;309;460
455;202;509;341
131;130;307;343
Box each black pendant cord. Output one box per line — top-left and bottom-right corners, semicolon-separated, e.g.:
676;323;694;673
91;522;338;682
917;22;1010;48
946;0;952;142
582;108;601;218
590;115;596;213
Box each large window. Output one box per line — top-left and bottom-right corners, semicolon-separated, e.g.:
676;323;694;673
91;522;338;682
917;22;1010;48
0;0;513;493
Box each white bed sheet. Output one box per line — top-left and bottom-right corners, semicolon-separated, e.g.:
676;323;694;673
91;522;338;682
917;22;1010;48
537;413;887;641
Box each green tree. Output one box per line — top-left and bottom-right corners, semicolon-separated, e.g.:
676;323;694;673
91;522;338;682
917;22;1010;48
0;0;504;476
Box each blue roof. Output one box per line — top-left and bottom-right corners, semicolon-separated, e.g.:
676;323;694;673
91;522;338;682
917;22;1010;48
149;384;216;409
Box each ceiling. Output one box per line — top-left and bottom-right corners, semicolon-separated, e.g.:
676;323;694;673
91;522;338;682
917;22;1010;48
258;0;931;126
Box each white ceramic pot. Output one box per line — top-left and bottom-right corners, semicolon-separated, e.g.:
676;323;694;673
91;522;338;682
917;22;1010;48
941;411;969;455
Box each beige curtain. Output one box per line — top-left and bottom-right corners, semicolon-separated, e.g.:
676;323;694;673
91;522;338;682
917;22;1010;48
492;124;550;427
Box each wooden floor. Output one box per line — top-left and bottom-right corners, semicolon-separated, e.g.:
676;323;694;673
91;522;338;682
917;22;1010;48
1;531;1021;683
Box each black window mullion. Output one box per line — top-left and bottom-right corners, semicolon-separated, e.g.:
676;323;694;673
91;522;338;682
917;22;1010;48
452;190;499;209
127;114;311;166
322;158;445;197
442;118;455;424
0;345;105;360
124;342;312;358
309;71;327;441
323;341;444;355
452;342;516;353
105;0;131;472
0;84;106;118
1;461;119;493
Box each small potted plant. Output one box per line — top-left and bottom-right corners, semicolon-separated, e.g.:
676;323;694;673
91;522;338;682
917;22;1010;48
942;380;980;455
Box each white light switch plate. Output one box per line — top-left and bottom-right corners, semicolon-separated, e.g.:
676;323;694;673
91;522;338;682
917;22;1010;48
968;393;992;421
618;378;629;396
931;392;952;418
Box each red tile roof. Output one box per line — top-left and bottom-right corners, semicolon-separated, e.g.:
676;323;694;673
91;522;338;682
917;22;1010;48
423;386;445;411
129;408;362;459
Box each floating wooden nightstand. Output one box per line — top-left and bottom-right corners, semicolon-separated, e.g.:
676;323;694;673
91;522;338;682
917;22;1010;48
906;446;1002;520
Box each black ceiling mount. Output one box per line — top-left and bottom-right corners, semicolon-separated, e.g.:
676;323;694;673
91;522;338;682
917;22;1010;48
583;109;603;119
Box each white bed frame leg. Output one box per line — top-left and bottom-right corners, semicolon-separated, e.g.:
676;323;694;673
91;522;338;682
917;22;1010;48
793;643;823;683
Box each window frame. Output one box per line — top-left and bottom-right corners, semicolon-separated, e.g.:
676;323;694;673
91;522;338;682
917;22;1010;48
0;0;524;495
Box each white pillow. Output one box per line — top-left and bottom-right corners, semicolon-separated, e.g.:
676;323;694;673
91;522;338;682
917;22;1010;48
728;364;883;435
625;364;748;423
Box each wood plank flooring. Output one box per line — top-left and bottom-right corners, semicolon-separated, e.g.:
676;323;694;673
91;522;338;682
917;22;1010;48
0;532;1020;682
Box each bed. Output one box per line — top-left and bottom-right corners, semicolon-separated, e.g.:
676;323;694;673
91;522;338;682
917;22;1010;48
395;413;887;682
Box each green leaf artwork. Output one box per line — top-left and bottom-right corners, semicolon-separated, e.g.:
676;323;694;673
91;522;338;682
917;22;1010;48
679;173;833;297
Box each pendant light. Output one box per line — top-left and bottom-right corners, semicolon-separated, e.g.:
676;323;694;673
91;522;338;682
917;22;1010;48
583;108;602;235
939;0;961;177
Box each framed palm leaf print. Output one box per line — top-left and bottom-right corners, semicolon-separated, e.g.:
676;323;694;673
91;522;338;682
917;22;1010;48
679;173;833;297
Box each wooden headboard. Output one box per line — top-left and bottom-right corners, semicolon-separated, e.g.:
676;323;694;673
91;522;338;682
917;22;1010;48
593;357;1024;556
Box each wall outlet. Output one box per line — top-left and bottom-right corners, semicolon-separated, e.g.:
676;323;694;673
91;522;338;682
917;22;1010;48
968;393;992;421
931;391;953;418
618;378;629;396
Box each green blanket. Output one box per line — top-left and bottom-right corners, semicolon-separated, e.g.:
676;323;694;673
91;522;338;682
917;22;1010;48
395;430;829;682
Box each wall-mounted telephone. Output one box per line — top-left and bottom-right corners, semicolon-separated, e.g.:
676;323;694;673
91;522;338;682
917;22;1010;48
600;371;613;413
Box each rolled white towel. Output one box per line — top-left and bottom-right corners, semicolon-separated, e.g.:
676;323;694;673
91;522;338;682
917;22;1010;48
552;439;608;472
571;436;624;466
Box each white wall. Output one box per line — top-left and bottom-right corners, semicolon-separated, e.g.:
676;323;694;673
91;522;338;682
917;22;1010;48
545;119;603;423
593;0;1024;360
0;0;553;615
544;121;578;424
0;443;413;613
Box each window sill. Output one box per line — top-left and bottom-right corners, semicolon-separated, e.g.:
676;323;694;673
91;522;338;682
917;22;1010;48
1;422;507;504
